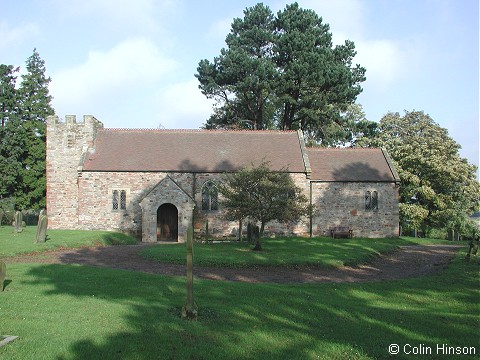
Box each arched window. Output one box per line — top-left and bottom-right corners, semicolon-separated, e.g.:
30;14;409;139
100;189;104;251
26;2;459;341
365;190;379;211
202;181;218;211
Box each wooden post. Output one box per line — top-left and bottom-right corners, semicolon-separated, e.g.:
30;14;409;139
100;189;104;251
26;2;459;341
0;261;6;291
181;226;198;319
238;219;243;241
205;219;209;243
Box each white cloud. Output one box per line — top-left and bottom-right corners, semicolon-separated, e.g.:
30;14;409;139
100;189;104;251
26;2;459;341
153;79;214;129
298;0;366;36
0;21;39;52
354;39;408;90
50;38;177;116
208;17;232;41
298;0;424;91
51;0;178;33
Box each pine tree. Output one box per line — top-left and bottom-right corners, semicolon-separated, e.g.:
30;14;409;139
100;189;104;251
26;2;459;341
196;2;366;144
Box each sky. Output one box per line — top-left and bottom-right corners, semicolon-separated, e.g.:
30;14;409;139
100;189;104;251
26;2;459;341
1;0;479;170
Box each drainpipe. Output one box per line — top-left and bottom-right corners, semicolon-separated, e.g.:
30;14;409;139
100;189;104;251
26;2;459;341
309;181;313;238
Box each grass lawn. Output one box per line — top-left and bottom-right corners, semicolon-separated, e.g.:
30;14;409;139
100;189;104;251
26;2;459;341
0;248;478;359
141;236;453;268
0;226;138;257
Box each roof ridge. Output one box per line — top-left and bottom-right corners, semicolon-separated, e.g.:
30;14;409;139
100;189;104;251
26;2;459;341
101;128;298;133
307;147;382;151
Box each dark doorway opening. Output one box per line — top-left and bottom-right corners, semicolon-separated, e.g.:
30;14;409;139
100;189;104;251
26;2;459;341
157;203;178;241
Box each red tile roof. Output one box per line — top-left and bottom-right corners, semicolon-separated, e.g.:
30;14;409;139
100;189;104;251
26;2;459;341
82;129;308;173
307;148;399;182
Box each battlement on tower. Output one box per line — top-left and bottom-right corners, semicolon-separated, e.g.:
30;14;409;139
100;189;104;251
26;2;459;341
46;114;103;152
47;114;104;129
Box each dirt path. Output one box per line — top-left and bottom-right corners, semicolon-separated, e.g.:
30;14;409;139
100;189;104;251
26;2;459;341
5;244;462;284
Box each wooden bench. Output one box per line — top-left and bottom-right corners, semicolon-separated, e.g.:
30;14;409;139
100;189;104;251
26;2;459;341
330;226;353;239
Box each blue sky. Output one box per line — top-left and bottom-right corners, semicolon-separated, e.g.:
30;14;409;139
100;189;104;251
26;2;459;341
1;0;478;170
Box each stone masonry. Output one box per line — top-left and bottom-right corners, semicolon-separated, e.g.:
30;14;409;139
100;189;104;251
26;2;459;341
46;115;400;242
46;115;103;229
311;182;399;238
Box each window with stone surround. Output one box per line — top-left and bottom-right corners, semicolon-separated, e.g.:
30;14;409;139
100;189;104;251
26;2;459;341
202;181;218;211
365;190;378;211
112;189;127;211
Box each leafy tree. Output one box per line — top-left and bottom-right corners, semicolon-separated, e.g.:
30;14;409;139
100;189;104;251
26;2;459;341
196;2;366;144
219;161;310;250
16;49;54;209
364;110;479;236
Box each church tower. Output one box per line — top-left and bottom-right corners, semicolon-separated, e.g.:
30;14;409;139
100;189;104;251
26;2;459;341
46;115;103;228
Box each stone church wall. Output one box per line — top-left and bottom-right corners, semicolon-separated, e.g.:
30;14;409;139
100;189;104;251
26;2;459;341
311;181;400;238
76;171;311;240
46;115;399;241
77;171;194;235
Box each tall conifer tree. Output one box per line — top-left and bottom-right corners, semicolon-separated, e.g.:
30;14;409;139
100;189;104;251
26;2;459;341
196;2;366;144
16;49;55;209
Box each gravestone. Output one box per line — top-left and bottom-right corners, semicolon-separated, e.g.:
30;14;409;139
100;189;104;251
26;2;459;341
35;211;48;243
0;336;19;348
13;211;23;233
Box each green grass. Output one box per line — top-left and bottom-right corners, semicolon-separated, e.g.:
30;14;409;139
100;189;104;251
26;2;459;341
0;226;138;257
0;248;478;359
141;236;453;269
0;230;475;358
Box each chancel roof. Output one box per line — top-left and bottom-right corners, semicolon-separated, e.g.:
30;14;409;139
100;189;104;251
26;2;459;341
82;129;308;173
307;148;400;182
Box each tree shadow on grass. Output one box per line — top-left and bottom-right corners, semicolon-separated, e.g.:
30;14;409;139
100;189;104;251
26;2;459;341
100;232;139;245
18;254;478;360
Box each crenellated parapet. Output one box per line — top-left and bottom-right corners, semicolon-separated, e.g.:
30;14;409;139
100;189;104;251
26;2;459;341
47;114;103;135
47;115;103;153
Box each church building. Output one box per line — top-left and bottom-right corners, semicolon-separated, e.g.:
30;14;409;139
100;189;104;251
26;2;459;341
46;115;400;242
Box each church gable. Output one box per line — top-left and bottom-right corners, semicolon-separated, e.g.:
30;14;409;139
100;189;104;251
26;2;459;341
139;175;194;208
140;176;195;243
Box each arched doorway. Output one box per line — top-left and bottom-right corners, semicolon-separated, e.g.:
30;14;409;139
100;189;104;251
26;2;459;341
157;203;178;241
